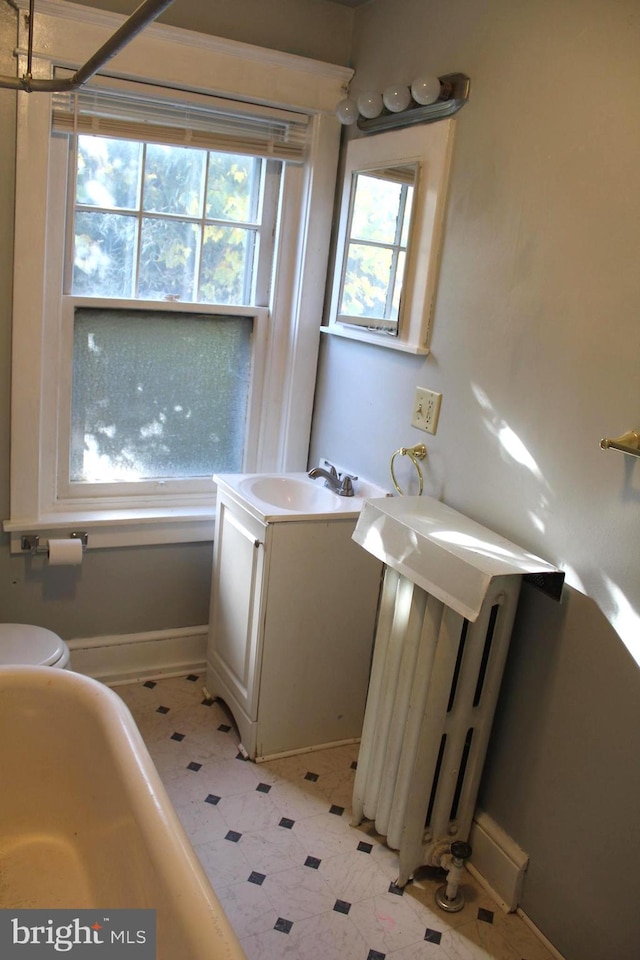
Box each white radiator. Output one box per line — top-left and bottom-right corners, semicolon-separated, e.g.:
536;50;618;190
351;495;562;887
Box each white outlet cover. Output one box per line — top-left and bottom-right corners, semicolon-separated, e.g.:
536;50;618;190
412;387;442;434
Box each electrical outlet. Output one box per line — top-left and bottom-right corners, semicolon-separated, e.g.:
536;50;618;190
411;387;442;434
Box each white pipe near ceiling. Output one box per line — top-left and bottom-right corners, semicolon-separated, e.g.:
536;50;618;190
0;0;175;93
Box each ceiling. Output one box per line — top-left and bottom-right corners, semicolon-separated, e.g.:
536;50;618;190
326;0;371;7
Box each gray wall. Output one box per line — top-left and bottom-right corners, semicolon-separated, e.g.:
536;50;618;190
310;1;640;958
70;0;354;64
0;0;353;637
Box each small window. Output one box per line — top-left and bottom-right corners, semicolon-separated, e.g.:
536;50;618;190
338;166;415;333
324;122;456;355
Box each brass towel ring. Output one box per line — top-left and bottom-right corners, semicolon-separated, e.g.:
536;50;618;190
390;443;427;496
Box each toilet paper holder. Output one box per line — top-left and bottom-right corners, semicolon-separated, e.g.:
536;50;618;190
21;532;88;555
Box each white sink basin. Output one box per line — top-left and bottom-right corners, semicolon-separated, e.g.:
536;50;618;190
239;475;343;513
214;472;389;522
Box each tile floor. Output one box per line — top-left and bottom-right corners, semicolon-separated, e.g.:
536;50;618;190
115;674;556;960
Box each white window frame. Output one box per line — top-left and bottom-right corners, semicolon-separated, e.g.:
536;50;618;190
5;0;351;550
323;123;456;355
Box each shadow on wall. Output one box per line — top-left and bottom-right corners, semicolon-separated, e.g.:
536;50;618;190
478;582;640;959
471;381;640;668
479;582;568;819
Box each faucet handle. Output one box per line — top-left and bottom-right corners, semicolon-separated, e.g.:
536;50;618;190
339;474;357;497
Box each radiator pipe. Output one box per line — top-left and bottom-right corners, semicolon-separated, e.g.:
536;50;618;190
434;840;472;913
0;0;175;93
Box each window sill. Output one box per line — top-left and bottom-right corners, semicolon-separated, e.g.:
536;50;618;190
320;324;430;355
4;506;216;553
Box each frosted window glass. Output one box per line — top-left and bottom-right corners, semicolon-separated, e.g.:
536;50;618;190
71;308;252;482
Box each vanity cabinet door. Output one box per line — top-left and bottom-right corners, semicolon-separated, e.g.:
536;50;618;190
208;495;267;723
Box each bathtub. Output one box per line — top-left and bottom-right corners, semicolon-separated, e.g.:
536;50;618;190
0;666;245;960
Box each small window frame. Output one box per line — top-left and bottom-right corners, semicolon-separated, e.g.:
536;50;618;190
323;121;457;355
336;164;417;334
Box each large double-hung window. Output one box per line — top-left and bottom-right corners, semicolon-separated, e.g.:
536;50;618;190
53;81;289;499
6;3;349;549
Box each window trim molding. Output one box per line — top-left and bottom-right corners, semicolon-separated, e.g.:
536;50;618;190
16;0;351;113
7;2;349;548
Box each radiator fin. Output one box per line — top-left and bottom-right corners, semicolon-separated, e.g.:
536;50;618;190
473;603;499;707
446;619;469;712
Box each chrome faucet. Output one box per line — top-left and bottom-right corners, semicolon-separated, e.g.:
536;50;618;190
308;463;357;497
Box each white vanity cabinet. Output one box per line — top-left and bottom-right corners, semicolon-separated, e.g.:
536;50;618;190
205;479;383;761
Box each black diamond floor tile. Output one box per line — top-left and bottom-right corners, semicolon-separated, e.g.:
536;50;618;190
425;928;442;944
333;899;351;915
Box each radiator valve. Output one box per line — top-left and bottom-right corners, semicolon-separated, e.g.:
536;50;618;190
435;840;472;913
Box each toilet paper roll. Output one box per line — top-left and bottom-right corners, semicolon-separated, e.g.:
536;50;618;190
47;538;84;566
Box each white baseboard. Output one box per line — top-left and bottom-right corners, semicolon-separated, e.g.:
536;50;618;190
68;625;208;685
467;812;566;958
468;809;529;913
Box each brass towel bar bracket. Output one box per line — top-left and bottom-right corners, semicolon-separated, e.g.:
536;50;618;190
599;430;640;459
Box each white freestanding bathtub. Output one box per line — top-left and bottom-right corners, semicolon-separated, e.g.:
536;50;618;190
0;666;245;960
